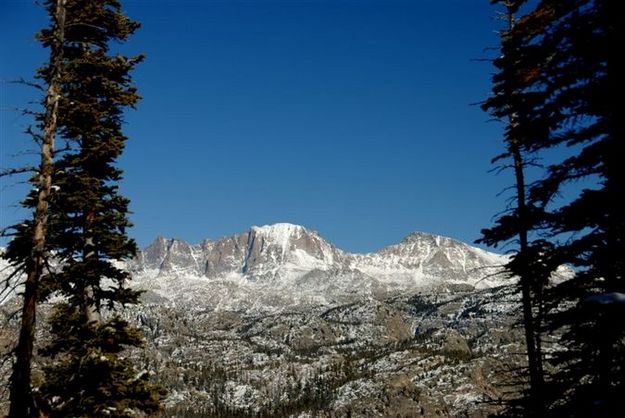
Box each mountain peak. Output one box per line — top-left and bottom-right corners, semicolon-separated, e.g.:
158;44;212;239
250;223;323;256
250;222;314;237
134;224;508;290
241;223;338;276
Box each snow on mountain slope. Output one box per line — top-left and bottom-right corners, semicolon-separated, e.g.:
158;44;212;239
350;231;508;288
0;224;512;310
130;223;510;311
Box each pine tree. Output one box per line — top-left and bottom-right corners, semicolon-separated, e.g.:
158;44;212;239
517;0;624;414
3;1;67;416
483;0;624;415
478;1;554;413
6;0;164;415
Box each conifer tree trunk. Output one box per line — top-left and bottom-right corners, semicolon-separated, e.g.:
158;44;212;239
481;2;547;412
83;210;101;324
510;136;544;412
505;5;544;411
8;1;66;416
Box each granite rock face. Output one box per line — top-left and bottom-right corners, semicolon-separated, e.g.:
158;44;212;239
131;223;510;311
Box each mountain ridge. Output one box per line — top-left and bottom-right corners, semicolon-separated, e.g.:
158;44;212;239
131;223;509;311
141;223;488;257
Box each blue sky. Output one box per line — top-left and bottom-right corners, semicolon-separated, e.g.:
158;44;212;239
1;0;510;253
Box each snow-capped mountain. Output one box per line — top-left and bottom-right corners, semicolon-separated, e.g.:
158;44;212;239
138;223;342;279
123;227;527;416
125;225;524;416
131;223;509;311
0;226;533;417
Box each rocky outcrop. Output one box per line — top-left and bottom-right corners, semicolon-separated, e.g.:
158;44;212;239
131;223;509;311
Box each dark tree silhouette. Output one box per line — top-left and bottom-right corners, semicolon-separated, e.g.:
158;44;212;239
519;1;625;414
479;1;553;414
482;0;624;415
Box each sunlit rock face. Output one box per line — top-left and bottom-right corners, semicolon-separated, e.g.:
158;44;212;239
131;223;509;311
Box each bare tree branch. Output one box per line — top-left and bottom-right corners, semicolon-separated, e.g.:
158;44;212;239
5;78;45;92
0;167;37;178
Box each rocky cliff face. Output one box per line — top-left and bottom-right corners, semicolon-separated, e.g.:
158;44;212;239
137;224;344;278
130;223;509;312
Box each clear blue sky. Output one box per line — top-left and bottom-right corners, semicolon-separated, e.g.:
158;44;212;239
1;0;510;253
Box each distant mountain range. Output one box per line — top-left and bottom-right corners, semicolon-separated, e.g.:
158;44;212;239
122;224;530;416
0;224;541;416
130;223;510;311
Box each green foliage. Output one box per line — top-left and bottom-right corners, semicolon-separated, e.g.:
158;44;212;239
38;304;165;417
441;349;472;364
4;0;168;414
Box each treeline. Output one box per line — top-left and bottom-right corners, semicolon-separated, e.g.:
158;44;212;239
480;0;623;416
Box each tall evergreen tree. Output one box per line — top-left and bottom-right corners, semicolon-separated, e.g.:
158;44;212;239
32;0;165;415
4;0;164;415
483;0;624;415
4;1;67;416
516;0;625;414
478;1;553;414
